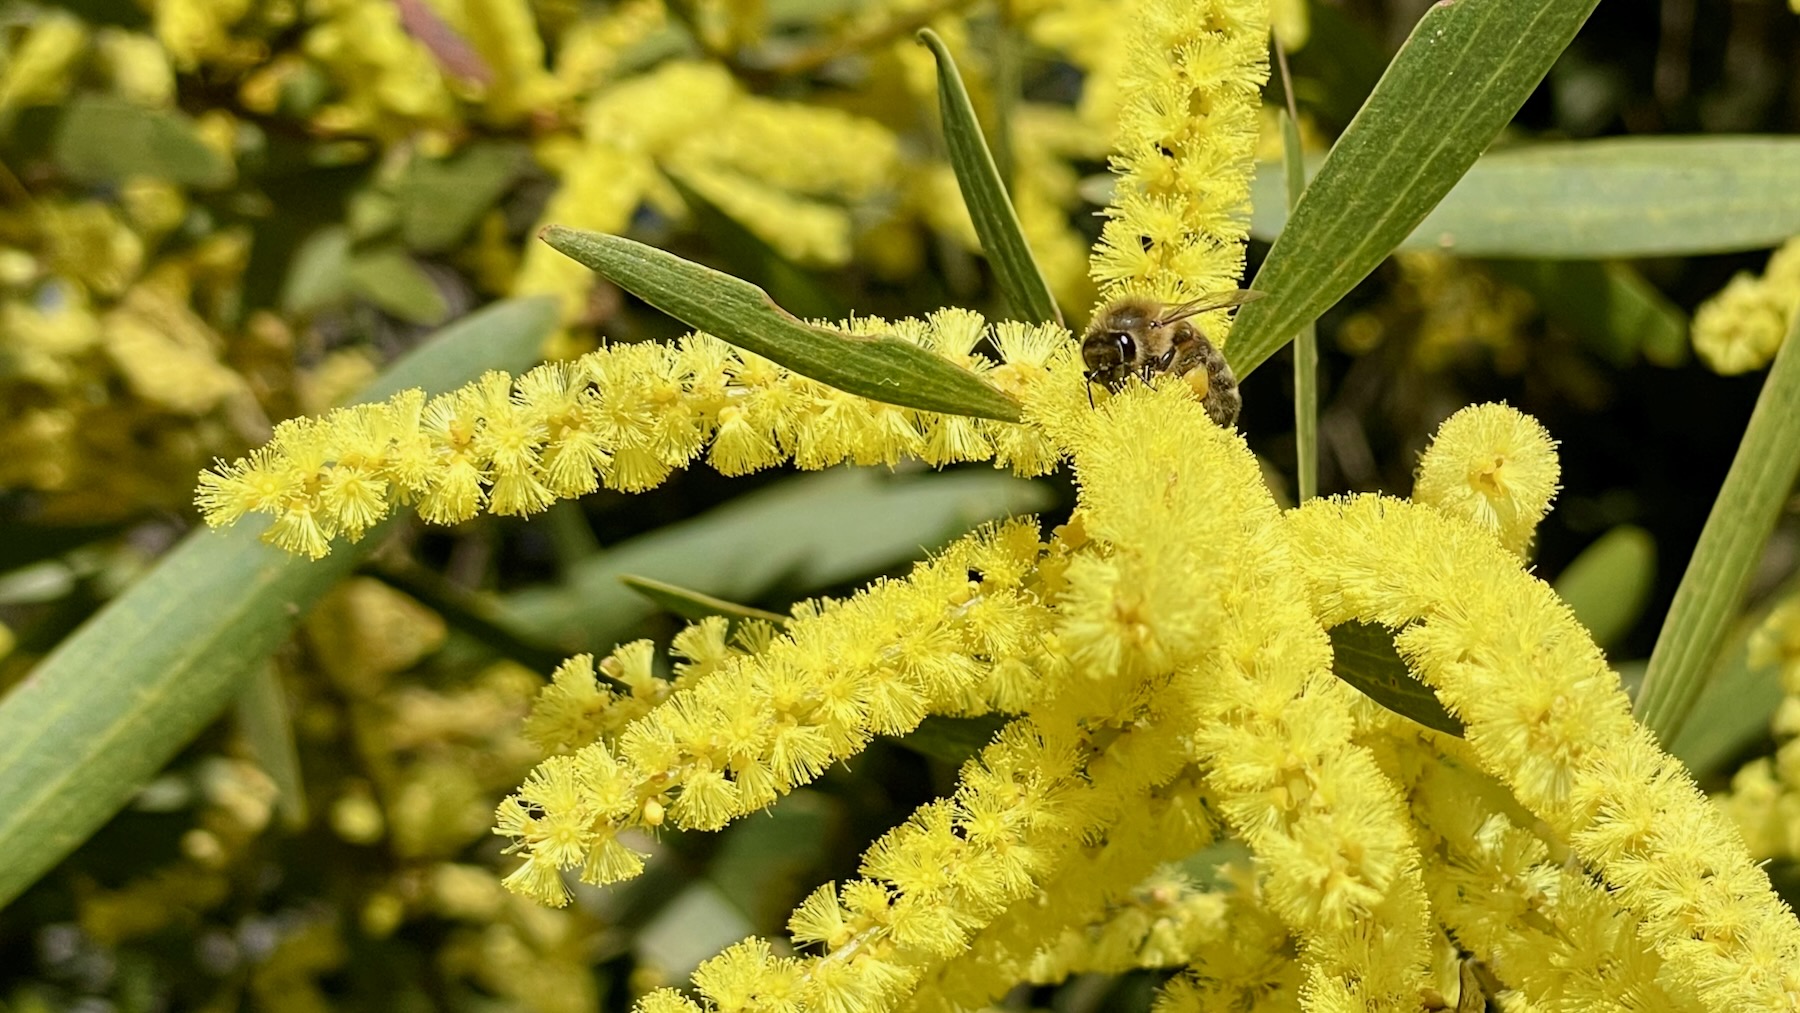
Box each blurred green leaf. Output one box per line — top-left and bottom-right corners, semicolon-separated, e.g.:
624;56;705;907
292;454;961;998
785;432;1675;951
917;28;1060;327
52;97;232;189
0;524;124;573
1636;312;1800;744
1669;611;1786;780
1329;621;1464;737
282;226;353;316
0;297;557;910
398;142;527;253
1250;139;1800;261
1486;259;1688;368
1553;525;1657;651
234;664;307;831
504;468;1051;653
541;226;1022;420
619;574;790;626
665;172;846;320
348;245;450;325
895;714;1011;765
708;789;835;929
1231;0;1602;378
636;882;754;980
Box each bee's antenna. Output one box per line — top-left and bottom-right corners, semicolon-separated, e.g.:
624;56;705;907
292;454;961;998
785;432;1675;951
1085;376;1095;408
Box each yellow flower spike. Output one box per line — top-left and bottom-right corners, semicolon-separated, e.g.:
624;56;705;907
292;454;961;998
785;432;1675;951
912;778;1223;1011
1090;0;1270;318
1412;402;1560;556
197;314;1075;558
1692;236;1800;375
1286;494;1800;1010
1050;387;1432;1011
1394;737;1708;1012
496;524;1055;886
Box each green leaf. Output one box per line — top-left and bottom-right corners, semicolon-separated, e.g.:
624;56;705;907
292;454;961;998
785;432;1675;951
665;172;846;321
708;789;836;929
1485;259;1688;368
52;97;233;189
1251;138;1800;260
1281;109;1318;504
347;245;450;326
1635;311;1800;745
282;226;353;316
0;297;557;910
1329;621;1464;737
916;28;1060;327
618;574;790;627
540;226;1022;421
234;664;307;830
363;558;568;674
894;714;1011;765
503;468;1051;654
1552;525;1656;651
1230;0;1602;378
397;142;528;253
1669;604;1787;780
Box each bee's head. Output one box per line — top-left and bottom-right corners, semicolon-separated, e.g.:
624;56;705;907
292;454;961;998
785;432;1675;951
1081;329;1135;375
1082;298;1158;395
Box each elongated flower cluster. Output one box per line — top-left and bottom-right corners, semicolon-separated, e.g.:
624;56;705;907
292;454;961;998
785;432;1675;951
495;520;1062;906
1287;496;1800;1010
1089;0;1270;328
188;0;1800;1005
196;313;1073;558
481;385;1800;1013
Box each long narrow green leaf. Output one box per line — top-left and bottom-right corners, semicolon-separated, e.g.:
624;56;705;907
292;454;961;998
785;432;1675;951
1635;313;1800;744
916;28;1061;327
1229;0;1601;378
618;574;789;627
1281;109;1318;503
1329;621;1464;737
1670;584;1795;780
541;226;1022;421
1249;138;1800;260
0;297;557;910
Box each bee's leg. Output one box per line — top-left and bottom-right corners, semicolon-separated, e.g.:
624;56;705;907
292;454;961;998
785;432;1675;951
1170;333;1241;428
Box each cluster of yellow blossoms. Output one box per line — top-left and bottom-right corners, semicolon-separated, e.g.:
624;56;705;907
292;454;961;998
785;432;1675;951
188;0;1800;1009
1691;236;1800;375
479;382;1800;1013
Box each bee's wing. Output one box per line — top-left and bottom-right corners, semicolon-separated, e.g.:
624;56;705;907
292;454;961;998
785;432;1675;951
1156;289;1266;325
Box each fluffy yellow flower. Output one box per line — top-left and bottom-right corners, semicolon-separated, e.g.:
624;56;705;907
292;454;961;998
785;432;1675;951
1412;402;1560;556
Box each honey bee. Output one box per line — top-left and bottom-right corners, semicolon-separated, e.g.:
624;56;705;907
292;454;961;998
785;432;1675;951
1081;290;1265;426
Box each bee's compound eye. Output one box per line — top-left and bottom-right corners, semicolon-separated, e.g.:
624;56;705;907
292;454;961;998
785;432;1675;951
1111;331;1136;360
